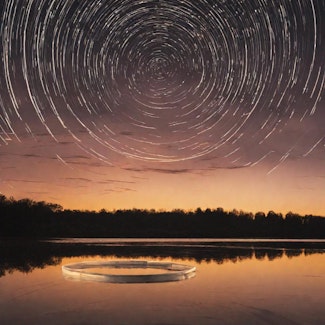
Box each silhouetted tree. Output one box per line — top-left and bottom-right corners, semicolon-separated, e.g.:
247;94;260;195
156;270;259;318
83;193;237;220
0;194;324;238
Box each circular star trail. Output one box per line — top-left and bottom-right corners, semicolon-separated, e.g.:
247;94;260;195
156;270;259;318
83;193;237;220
0;0;324;163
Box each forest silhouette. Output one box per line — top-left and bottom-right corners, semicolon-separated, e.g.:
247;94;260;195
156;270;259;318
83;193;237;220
1;195;324;238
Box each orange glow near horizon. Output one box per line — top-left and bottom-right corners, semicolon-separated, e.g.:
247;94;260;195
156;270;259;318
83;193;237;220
2;154;324;216
1;124;324;217
0;0;324;226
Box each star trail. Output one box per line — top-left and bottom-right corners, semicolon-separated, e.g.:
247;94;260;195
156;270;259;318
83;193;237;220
0;0;324;214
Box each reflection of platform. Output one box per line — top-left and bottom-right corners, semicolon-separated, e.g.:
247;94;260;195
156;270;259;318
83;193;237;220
62;260;196;283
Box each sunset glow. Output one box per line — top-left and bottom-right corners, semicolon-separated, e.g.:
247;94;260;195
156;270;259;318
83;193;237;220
0;0;324;216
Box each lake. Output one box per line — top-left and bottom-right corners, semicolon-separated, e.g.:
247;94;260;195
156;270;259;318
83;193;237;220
1;239;325;325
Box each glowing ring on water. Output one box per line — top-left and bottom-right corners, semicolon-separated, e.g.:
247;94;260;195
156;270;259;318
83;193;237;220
62;260;196;283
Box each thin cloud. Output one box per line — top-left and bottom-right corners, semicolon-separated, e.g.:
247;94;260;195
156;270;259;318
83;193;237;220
64;177;93;182
5;178;46;184
124;167;145;172
120;131;134;136
58;141;74;145
116;187;137;192
146;168;192;174
22;153;42;158
62;177;136;185
123;166;192;174
208;164;252;170
99;179;136;184
63;155;90;160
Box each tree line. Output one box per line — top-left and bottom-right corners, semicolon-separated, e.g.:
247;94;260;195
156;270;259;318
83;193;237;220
0;195;324;238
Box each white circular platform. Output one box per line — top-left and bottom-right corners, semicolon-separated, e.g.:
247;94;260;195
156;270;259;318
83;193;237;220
62;260;196;283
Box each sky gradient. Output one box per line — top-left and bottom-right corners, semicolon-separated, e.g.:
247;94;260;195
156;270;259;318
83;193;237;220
0;0;324;215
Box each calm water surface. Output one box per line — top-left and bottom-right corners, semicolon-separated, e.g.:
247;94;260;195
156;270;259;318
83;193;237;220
0;239;325;325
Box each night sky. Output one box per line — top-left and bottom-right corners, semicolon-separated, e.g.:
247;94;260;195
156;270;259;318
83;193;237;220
0;0;324;215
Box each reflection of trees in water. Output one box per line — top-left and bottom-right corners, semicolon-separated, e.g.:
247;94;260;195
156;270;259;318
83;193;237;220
285;249;304;258
255;249;284;260
254;248;300;260
304;249;325;256
1;240;324;277
0;240;62;277
1;256;61;277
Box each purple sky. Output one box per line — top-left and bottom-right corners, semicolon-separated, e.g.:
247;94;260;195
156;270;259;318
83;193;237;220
0;0;324;215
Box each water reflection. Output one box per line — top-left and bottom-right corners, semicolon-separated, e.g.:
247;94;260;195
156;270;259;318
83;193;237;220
62;260;197;283
1;239;324;277
1;239;325;325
